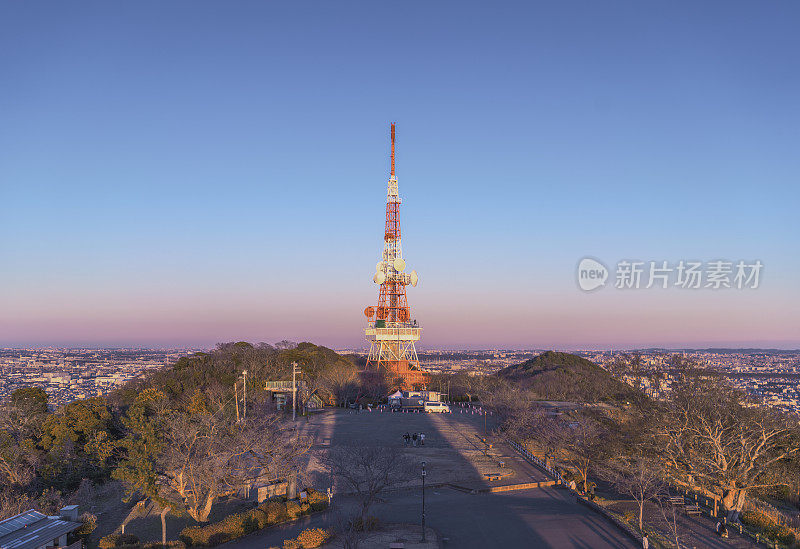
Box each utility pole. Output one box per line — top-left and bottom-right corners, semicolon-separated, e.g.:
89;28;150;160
242;370;248;421
292;362;298;421
421;461;427;542
234;380;240;422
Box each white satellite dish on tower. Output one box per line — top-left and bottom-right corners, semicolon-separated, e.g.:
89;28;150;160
409;270;418;287
393;258;406;272
373;271;386;284
376;261;384;272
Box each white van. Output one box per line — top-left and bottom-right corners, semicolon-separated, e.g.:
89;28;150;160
423;401;450;413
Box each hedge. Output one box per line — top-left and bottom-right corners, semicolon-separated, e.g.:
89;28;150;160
179;489;329;547
99;534;140;549
99;534;185;549
282;528;330;549
741;510;798;546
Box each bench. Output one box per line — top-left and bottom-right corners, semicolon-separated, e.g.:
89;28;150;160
685;505;702;515
389;544;404;549
669;496;686;506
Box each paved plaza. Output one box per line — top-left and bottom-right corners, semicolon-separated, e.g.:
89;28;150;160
299;406;550;490
225;408;637;548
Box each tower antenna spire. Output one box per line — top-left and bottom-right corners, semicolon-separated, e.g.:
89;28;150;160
390;123;395;177
363;123;425;390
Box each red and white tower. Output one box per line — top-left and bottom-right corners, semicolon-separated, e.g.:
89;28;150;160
363;124;426;388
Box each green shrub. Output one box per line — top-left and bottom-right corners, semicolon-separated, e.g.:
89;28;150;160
76;513;98;537
742;510;771;530
142;542;185;549
259;500;288;524
249;508;270;529
285;501;302;520
99;534;140;549
295;528;330;548
741;510;800;546
179;492;329;547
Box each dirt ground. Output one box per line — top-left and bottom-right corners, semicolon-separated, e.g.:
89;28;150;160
605;499;759;549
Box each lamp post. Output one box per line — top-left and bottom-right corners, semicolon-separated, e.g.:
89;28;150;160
292;363;296;421
242;370;247;421
421;461;426;542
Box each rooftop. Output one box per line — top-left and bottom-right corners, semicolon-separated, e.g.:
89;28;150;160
0;510;80;549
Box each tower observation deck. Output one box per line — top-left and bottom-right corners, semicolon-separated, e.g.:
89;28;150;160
363;124;426;389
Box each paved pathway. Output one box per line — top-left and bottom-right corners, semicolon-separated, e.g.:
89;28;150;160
224;487;638;549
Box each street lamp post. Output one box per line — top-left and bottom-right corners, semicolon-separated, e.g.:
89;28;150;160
242;370;248;421
421;461;426;542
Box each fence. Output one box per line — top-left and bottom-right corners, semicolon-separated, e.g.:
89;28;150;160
508;440;563;483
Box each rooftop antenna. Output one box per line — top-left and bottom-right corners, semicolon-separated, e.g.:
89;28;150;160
390;122;396;177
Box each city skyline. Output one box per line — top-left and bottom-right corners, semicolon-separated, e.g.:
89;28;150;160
2;2;799;349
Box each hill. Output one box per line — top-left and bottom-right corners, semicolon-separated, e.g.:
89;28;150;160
112;341;359;408
496;351;638;403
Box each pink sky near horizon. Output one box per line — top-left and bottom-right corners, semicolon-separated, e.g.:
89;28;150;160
3;279;797;350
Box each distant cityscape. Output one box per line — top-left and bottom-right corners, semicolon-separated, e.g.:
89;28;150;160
2;346;798;413
0;348;198;407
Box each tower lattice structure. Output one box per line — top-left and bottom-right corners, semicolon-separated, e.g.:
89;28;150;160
363;124;426;388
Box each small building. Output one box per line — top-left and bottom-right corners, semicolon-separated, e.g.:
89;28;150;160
0;507;81;549
264;380;324;412
265;380;305;410
388;390;442;409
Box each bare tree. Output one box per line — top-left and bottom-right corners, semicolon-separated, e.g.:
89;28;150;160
657;376;799;520
159;409;310;521
116;391;311;524
318;362;359;407
324;446;415;525
540;410;612;494
658;496;684;549
603;456;665;531
328;511;379;549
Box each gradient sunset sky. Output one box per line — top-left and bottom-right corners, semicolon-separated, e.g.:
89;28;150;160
1;2;798;349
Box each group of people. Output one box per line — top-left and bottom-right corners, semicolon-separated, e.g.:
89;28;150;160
403;431;425;446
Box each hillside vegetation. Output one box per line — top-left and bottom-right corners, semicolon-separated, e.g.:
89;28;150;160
0;341;358;523
496;351;638;403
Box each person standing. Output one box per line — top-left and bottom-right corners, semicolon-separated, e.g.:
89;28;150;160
412;433;418;447
420;432;425;446
641;533;649;549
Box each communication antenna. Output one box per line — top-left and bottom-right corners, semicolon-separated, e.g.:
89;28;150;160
362;124;426;389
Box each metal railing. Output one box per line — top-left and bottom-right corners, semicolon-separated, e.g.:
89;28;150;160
364;327;421;340
508;440;563;483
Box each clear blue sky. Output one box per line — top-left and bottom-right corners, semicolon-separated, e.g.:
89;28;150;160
1;1;798;349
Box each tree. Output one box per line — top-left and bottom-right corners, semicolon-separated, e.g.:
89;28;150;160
0;388;50;488
603;456;665;531
318;361;359;407
657;376;800;519
11;387;49;415
324;446;414;525
541;410;613;493
39;397;117;487
115;390;311;523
